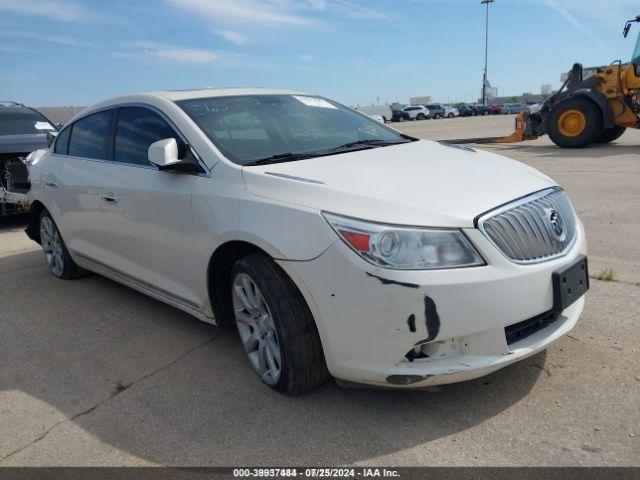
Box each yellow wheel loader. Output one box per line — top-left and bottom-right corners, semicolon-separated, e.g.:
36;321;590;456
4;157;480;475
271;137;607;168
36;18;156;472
447;15;640;148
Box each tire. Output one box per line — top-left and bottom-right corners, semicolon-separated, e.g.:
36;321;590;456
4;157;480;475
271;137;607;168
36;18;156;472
416;113;425;120
447;113;454;118
397;116;405;122
547;97;603;148
39;210;87;279
434;114;441;119
595;125;626;144
231;253;330;395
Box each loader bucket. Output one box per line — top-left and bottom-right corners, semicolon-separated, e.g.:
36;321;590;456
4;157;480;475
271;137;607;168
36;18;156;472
441;111;539;145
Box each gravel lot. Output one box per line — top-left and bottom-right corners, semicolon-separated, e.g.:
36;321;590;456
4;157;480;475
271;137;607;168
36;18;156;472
0;115;638;466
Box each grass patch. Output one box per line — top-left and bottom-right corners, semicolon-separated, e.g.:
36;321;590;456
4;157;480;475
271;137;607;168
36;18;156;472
595;268;616;282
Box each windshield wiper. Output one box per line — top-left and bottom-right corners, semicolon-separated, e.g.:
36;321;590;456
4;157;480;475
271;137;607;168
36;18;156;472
244;152;318;166
244;139;413;166
330;139;410;151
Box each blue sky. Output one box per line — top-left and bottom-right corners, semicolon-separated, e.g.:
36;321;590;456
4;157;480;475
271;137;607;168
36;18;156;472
1;0;638;107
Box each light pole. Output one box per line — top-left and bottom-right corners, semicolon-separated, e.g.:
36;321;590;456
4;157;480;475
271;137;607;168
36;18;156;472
481;0;494;106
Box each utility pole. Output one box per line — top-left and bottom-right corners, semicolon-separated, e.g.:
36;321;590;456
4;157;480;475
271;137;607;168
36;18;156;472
481;0;494;106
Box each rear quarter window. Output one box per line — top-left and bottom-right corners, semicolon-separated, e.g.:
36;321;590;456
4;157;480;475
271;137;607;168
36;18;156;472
54;127;71;155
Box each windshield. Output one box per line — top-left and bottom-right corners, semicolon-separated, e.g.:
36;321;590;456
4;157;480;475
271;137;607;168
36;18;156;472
176;94;411;165
0;110;56;136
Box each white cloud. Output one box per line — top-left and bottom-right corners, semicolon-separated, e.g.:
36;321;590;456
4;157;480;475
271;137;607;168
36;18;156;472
150;48;220;63
0;0;88;21
2;30;94;47
215;30;248;45
120;41;220;64
543;0;607;50
166;0;310;25
332;0;385;19
540;0;638;28
0;45;37;53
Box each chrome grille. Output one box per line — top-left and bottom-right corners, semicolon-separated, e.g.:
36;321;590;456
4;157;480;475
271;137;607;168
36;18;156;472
478;188;577;264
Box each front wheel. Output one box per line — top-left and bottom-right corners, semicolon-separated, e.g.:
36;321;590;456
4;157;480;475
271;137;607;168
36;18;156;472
596;125;626;144
547;97;603;148
39;210;86;279
231;254;329;395
416;113;425;120
447;113;454;118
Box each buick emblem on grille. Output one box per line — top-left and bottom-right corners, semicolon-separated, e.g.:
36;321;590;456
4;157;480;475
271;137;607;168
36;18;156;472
548;209;565;241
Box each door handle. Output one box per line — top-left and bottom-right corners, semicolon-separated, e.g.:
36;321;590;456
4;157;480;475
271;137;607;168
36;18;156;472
100;193;119;203
45;180;58;188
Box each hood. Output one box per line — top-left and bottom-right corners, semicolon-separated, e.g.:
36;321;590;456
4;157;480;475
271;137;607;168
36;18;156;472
0;134;49;155
242;140;556;228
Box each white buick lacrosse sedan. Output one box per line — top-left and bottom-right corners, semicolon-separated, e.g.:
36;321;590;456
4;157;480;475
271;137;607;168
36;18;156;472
25;89;588;394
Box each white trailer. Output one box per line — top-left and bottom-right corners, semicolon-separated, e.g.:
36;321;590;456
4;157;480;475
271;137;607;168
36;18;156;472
353;104;393;123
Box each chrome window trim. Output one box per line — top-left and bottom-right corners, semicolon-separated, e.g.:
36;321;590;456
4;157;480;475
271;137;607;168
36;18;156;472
476;187;578;265
53;102;209;174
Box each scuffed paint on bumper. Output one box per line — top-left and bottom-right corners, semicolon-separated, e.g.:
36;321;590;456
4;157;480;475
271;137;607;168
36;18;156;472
277;221;588;388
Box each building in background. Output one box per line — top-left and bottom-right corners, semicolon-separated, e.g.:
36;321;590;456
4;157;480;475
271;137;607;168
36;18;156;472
409;96;431;105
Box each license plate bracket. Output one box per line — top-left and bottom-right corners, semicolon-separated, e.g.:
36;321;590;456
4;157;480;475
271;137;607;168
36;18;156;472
552;255;589;312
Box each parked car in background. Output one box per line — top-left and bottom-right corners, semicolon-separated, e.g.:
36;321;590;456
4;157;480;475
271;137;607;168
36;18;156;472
476;105;492;115
391;109;410;122
501;103;530;114
403;105;430;120
0;101;57;216
443;106;459;118
425;104;445;119
489;104;502;115
458;105;474;117
24;88;588;394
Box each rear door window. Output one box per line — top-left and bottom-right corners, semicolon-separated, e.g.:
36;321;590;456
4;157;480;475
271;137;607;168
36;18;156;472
114;107;184;166
68;110;112;160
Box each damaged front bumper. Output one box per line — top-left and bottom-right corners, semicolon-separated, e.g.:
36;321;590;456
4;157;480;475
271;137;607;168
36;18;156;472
277;223;587;388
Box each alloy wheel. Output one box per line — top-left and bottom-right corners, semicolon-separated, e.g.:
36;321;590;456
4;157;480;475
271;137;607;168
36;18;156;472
232;272;282;385
40;216;64;277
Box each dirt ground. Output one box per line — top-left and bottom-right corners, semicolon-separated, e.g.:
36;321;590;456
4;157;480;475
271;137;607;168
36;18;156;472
0;115;638;466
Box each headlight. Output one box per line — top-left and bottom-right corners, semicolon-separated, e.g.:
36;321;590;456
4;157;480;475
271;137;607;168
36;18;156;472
323;212;485;270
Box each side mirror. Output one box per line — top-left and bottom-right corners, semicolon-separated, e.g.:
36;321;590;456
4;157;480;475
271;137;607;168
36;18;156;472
148;138;181;169
148;138;202;173
46;131;58;148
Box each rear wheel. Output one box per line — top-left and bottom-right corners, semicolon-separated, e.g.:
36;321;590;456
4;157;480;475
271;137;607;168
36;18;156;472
416;113;425;120
39;210;86;279
596;125;626;144
447;113;454;118
547;97;603;148
231;253;329;395
434;113;441;119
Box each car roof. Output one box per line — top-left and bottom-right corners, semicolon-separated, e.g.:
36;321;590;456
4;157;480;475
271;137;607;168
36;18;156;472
0;105;43;116
151;87;305;101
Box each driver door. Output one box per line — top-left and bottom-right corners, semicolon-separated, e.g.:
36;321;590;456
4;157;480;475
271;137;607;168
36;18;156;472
97;106;202;308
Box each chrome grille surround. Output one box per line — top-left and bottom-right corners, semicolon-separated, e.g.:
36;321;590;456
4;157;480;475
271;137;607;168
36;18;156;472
477;187;578;264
